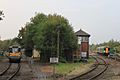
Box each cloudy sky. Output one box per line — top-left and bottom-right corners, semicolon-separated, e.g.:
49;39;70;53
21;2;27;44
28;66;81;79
0;0;120;44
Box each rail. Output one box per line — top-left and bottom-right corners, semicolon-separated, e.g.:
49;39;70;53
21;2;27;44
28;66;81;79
0;63;21;80
7;63;21;80
0;63;11;76
69;56;108;80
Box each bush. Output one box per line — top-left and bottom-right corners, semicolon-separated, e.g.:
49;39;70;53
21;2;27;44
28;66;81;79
59;56;67;63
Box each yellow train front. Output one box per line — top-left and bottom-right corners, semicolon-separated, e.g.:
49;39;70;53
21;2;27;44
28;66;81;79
8;45;22;63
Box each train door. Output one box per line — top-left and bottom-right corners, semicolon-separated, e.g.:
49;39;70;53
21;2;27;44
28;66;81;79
105;47;110;56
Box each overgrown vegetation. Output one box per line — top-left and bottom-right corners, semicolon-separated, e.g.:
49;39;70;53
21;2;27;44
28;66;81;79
17;13;78;62
0;38;19;51
55;63;81;75
55;58;94;75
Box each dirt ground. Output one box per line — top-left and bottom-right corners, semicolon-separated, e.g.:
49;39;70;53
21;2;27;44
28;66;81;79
89;56;120;80
102;58;120;80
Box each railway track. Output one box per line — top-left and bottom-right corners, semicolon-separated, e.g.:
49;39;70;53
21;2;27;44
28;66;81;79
70;56;108;80
0;63;21;80
115;54;120;62
109;54;120;62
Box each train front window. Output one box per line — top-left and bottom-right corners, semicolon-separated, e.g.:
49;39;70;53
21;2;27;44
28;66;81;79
12;48;18;53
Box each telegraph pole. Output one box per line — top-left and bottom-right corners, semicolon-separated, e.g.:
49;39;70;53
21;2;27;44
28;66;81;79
57;25;60;61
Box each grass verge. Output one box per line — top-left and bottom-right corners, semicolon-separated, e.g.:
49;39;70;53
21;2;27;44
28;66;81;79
54;57;95;75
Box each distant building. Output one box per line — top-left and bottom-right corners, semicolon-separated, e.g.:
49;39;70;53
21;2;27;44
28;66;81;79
32;49;40;58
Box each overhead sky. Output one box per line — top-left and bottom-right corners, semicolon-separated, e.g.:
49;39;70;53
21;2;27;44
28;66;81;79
0;0;120;44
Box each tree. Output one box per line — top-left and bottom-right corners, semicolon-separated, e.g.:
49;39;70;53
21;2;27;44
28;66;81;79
18;13;78;62
33;14;78;62
0;39;19;51
17;13;47;57
0;11;4;20
17;27;26;47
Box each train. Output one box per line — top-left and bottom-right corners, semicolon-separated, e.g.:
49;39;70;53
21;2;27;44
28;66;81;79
6;45;22;63
97;46;116;57
0;51;4;57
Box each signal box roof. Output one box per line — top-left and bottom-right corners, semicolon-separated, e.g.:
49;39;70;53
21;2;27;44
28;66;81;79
75;29;90;37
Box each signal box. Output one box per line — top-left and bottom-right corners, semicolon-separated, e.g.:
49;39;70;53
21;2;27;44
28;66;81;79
75;29;90;59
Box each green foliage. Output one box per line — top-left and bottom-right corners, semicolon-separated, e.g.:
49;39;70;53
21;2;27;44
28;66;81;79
17;27;26;47
0;39;19;51
55;63;81;75
17;13;78;62
90;44;98;52
55;58;94;75
59;56;67;63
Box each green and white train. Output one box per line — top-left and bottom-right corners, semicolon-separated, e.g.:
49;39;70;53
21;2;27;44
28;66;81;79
97;46;116;56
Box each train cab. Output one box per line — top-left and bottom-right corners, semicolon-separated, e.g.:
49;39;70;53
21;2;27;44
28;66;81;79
8;45;22;63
